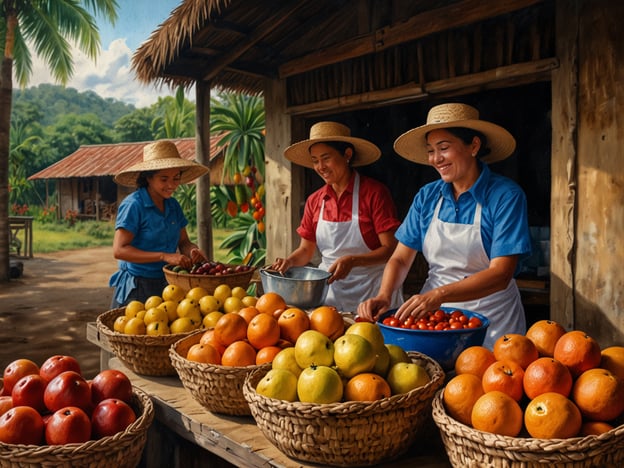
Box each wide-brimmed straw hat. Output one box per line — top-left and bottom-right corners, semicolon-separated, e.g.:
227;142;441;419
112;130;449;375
114;140;209;187
284;121;381;168
393;103;516;165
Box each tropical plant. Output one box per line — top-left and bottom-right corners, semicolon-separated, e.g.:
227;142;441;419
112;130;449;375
152;86;195;139
0;0;119;282
175;183;197;226
210;93;266;265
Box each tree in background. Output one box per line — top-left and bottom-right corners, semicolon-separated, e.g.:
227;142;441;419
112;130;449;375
152;86;195;139
0;0;118;281
210;93;266;266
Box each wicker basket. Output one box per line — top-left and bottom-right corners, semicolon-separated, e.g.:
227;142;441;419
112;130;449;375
243;351;445;466
169;331;270;416
163;264;255;292
96;308;194;376
431;388;624;467
0;386;154;468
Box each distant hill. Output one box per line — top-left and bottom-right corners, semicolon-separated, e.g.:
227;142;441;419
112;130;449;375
12;83;136;127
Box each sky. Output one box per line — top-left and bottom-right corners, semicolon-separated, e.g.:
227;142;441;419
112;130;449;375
28;0;190;108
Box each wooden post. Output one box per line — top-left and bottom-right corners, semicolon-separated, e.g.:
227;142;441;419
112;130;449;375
195;81;213;260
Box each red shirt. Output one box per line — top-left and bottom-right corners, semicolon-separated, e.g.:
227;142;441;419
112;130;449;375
296;172;401;250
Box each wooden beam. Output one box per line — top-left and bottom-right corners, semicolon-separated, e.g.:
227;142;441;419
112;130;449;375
201;2;307;82
279;0;545;78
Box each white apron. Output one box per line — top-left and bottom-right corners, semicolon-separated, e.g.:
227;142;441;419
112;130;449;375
317;173;403;313
420;197;525;349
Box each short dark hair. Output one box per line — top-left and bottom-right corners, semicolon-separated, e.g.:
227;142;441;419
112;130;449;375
309;140;355;157
444;127;491;158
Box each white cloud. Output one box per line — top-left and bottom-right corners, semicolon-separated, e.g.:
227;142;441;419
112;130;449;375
27;39;194;108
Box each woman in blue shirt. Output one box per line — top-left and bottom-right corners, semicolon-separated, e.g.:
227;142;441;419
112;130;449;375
109;140;209;308
357;103;531;348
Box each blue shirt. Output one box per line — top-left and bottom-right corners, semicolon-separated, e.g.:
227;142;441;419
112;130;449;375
113;187;188;279
395;162;531;267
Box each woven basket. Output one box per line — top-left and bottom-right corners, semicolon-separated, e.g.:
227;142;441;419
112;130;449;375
0;386;154;468
169;331;270;416
96;308;194;376
163;264;255;292
431;388;624;467
243;351;445;466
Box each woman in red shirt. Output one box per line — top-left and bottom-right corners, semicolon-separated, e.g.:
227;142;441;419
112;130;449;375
270;122;403;313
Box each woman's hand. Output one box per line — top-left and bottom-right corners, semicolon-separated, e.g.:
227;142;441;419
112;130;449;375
392;290;443;323
163;252;193;270
356;296;390;322
326;256;355;284
271;257;291;274
189;247;207;264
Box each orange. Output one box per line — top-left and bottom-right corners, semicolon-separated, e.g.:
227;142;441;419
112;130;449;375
525;319;567;357
255;346;282;365
481;360;525;402
443;373;485;426
186;343;221;365
309;305;344;341
255;292;287;317
553;330;602;378
523;357;573;399
221;340;257;367
493;333;539;369
571;368;624;421
471;391;523;437
237;306;260;324
454;346;497;378
213;313;248;346
199;329;226;355
247;313;281;350
600;346;624;381
524;392;582;439
580;421;615;436
277;307;310;344
344;373;391;401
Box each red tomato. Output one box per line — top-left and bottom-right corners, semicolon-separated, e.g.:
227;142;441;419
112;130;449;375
433;310;446;321
91;398;137;439
45;406;92;445
403;316;414;327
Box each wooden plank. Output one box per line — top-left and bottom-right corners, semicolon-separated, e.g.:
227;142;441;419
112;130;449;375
279;0;545;78
549;0;578;330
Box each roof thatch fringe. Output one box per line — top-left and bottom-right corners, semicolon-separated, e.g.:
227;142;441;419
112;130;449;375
132;0;230;87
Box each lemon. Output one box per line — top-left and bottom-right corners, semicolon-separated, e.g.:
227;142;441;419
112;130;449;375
113;315;129;333
230;286;247;300
146;321;170;336
202;311;224;329
144;295;163;310
124;317;147;335
213;284;232;304
144;307;169;325
199;295;222;315
170;317;196;334
124;300;145;318
241;295;258;307
186;286;209;302
162;284;186;302
158;300;179;322
222;296;244;314
176;298;201;318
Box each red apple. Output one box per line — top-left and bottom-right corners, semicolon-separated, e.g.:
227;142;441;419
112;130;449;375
91;398;136;439
45;406;92;445
0;406;44;445
44;371;91;413
91;369;133;404
12;374;47;413
3;358;39;395
0;396;13;417
39;355;81;384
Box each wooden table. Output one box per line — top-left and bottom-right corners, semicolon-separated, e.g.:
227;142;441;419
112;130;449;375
9;216;34;258
86;322;452;468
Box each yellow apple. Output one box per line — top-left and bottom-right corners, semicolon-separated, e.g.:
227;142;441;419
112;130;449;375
294;330;335;368
386;362;430;395
333;334;376;378
385;344;411;368
345;322;385;353
372;344;391;377
256;368;298;401
272;347;303;378
297;365;343;404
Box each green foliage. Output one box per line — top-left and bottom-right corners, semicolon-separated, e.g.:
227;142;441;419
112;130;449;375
175;184;197;226
219;212;266;266
210;185;234;228
113;108;156;142
151;87;195;139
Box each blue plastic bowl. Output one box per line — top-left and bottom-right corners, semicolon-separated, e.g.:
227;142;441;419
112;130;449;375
377;307;490;371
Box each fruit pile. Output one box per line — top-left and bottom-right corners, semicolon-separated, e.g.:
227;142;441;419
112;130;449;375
113;282;258;336
167;261;253;276
381;308;483;330
0;355;136;445
443;320;624;439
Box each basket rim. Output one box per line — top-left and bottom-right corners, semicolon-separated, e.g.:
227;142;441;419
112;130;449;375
0;386;154;454
163;263;256;280
432;388;624;451
243;350;445;415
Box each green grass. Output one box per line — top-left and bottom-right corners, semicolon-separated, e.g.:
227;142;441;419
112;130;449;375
28;220;233;263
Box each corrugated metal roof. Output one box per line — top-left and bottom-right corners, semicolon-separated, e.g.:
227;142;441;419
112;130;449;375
28;137;223;180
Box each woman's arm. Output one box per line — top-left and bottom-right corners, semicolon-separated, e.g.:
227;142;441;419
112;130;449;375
112;228;195;269
271;238;317;273
177;228;207;264
393;255;519;322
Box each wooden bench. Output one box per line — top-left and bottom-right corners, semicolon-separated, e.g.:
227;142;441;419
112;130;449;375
9;216;34;258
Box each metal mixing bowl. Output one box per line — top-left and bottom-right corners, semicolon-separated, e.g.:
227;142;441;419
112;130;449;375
259;266;331;309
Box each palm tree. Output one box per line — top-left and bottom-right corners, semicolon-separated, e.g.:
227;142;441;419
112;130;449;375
0;0;118;281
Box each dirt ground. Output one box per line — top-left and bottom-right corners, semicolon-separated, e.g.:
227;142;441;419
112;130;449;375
1;247;117;379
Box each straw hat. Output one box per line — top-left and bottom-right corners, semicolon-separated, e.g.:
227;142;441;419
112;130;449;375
393;103;516;165
114;140;209;187
284;121;381;168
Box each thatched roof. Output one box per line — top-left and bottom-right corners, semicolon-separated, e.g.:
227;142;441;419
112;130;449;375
132;0;554;105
